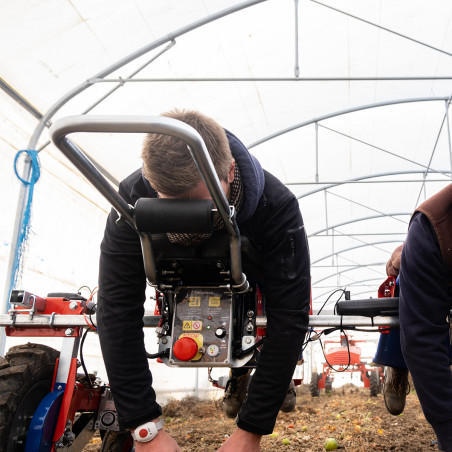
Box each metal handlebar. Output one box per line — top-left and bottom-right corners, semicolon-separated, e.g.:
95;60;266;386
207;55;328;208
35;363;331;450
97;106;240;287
49;115;246;288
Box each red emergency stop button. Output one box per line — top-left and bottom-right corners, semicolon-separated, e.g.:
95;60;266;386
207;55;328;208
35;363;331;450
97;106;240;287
173;337;198;361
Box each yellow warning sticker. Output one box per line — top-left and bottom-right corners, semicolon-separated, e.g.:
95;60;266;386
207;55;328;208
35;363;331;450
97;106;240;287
179;333;203;360
209;296;221;307
189;297;201;307
182;321;192;331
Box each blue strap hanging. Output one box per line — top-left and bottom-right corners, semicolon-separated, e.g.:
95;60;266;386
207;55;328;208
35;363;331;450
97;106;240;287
10;149;41;290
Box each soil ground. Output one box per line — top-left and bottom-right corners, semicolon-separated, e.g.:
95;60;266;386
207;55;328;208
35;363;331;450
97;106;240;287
82;384;439;451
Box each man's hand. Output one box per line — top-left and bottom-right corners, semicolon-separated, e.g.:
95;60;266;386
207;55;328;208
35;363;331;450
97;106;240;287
386;244;403;277
134;429;182;452
216;427;262;452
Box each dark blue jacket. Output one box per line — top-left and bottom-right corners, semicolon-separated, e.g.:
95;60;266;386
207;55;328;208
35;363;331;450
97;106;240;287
97;131;311;434
400;212;452;451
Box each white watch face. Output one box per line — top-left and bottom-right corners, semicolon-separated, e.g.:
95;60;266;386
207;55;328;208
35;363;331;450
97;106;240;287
132;420;163;442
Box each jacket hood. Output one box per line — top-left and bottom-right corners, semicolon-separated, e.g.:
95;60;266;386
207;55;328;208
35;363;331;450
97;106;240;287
225;129;264;223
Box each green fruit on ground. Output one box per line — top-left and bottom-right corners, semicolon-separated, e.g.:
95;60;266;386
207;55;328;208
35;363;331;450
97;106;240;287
325;437;339;451
282;438;290;445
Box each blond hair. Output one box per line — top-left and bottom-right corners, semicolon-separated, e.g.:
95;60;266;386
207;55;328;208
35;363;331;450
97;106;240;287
141;109;232;196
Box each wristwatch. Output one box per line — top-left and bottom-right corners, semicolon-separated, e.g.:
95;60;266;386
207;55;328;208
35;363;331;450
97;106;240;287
131;419;164;442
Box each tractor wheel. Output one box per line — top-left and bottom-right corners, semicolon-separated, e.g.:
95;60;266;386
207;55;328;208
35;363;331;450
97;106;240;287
325;375;333;394
101;430;134;451
0;343;59;452
369;370;381;397
310;372;321;397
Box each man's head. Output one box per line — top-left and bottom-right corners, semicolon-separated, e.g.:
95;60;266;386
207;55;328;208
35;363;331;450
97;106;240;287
142;109;234;198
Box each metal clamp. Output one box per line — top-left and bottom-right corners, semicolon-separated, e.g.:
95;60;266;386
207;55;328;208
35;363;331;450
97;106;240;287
8;294;38;326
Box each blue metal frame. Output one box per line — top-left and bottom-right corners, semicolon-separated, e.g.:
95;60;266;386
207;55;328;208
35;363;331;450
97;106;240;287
25;383;66;452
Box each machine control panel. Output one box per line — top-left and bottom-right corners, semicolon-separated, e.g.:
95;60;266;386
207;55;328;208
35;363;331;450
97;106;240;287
166;287;233;366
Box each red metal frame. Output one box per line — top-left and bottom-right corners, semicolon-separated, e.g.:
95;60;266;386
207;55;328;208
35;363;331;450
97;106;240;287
6;296;85;337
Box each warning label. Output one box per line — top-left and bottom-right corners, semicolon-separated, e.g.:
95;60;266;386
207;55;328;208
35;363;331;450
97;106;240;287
209;296;221;307
189;297;201;307
182;320;202;331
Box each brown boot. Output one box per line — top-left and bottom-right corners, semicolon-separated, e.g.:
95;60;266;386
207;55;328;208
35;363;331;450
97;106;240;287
280;380;297;413
383;367;409;415
221;373;252;418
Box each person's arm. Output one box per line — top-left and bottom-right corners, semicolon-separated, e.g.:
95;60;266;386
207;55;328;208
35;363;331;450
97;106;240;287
236;174;311;435
399;212;452;451
97;179;162;430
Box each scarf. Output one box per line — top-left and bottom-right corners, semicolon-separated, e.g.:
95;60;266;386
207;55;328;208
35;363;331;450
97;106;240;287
167;164;244;246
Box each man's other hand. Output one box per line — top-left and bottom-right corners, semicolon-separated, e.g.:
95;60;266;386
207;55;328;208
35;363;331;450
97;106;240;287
386;244;403;277
217;427;262;452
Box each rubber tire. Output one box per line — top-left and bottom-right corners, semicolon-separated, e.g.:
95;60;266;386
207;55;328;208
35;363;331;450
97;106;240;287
310;372;321;397
101;430;134;451
369;370;381;397
0;343;59;452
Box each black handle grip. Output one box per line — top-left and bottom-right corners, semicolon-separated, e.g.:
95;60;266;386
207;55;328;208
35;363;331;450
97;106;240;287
134;198;214;233
336;297;399;317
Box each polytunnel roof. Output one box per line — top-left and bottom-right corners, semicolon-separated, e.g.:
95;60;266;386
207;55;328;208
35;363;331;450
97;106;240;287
1;0;452;314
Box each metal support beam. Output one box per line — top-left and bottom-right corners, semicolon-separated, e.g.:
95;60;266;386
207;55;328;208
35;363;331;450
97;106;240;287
0;313;399;329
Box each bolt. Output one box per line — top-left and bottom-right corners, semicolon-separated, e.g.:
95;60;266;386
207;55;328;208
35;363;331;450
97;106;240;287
247;310;254;318
162;338;168;344
65;328;74;336
57;385;63;390
389;280;395;286
68;301;78;310
246;323;254;332
244;337;252;344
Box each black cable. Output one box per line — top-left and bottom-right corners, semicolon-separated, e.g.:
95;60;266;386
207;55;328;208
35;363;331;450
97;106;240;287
89;302;97;329
317;288;346;315
233;337;265;358
208;367;218;385
80;328;94;388
77;285;92;294
318;329;351;373
146;349;170;360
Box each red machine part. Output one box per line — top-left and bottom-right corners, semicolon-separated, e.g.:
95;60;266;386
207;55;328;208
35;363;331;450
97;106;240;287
378;276;396;298
66;382;103;422
316;334;383;390
255;286;265;338
6;294;88;337
172;337;199;361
